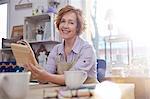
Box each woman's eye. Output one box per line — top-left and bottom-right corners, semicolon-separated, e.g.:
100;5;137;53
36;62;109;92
69;22;74;24
70;22;74;24
60;20;65;23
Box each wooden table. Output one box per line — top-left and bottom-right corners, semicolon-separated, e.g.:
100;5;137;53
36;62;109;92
26;83;60;99
102;76;150;99
26;82;135;99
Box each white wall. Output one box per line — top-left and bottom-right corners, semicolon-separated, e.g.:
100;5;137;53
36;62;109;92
9;0;32;37
8;0;83;37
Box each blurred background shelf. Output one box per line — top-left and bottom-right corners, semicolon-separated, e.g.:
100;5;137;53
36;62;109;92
104;35;133;66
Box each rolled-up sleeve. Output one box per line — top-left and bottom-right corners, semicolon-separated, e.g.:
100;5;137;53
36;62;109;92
43;45;58;74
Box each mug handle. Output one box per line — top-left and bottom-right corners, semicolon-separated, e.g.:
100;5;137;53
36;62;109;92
81;71;87;83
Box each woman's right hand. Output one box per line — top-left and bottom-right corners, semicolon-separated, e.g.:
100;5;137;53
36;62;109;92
24;63;50;82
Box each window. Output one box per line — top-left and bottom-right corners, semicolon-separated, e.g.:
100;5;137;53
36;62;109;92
88;0;150;66
0;1;8;48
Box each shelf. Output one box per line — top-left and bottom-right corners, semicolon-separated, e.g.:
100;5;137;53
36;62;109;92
0;13;61;62
25;13;53;23
104;35;131;43
104;35;133;65
28;40;60;44
1;40;60;51
24;13;59;42
1;48;12;51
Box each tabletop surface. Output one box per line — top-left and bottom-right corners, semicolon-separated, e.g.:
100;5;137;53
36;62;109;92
26;82;135;99
103;77;150;99
27;83;96;99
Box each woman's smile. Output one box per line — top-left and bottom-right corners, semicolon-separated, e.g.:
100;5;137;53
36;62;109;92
61;29;70;34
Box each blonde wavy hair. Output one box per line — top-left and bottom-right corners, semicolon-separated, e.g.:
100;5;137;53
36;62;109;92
55;5;85;35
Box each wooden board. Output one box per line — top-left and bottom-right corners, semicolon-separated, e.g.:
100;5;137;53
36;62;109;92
11;43;38;67
15;3;32;10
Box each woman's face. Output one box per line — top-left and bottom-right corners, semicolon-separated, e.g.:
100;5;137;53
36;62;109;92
58;11;77;40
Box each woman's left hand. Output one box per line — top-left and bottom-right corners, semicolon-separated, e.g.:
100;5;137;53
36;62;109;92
24;63;50;82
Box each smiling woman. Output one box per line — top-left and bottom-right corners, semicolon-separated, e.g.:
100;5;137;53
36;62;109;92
24;5;98;85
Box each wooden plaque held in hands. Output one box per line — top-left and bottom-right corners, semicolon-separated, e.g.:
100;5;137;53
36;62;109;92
11;40;38;67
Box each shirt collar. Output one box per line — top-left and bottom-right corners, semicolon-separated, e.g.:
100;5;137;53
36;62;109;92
57;36;82;55
72;36;82;54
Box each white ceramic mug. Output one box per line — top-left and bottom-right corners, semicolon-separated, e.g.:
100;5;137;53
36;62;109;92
64;71;87;89
0;72;31;99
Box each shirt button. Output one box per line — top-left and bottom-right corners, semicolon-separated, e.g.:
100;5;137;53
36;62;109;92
83;60;86;63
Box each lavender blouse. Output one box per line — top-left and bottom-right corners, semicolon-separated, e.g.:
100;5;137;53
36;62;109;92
44;36;97;78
